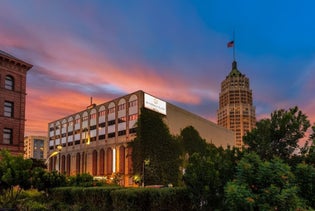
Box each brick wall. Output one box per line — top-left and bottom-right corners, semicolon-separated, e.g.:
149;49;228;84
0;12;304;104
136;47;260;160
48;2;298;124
0;51;32;155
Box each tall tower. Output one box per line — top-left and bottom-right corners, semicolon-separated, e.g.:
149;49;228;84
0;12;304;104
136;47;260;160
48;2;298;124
0;50;32;155
217;61;256;148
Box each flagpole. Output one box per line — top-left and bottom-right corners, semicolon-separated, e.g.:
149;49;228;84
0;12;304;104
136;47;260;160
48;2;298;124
233;30;235;61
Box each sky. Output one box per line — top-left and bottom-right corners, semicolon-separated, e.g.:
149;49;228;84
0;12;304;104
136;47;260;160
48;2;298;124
1;0;315;137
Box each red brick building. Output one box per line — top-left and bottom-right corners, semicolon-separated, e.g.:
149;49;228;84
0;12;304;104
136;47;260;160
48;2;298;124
0;50;32;155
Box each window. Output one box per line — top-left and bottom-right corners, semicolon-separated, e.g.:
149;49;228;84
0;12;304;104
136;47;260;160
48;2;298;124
128;114;138;121
5;75;14;90
118;103;125;111
118;130;126;136
98;134;105;140
109;107;115;113
90;113;96;119
4;101;13;117
118;116;126;123
99;110;106;116
128;100;138;107
3;128;12;144
108;120;115;126
99;122;106;128
108;132;115;138
129;128;137;134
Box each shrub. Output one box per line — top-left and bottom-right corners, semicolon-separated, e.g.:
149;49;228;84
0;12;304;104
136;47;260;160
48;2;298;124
49;186;120;210
111;187;191;211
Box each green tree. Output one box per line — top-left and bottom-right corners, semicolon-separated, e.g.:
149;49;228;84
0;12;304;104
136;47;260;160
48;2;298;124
303;123;315;165
0;150;33;208
32;168;66;194
224;152;304;210
178;126;210;184
180;126;208;156
244;106;311;160
129;108;181;186
294;163;315;207
183;144;241;210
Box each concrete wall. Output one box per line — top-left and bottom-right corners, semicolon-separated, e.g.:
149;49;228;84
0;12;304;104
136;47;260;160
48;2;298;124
165;103;235;148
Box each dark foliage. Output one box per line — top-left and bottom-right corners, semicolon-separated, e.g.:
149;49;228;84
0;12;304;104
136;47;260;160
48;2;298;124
129;108;181;186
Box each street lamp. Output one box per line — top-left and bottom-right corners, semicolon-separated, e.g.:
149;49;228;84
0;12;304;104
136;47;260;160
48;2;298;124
142;160;145;187
57;145;62;173
142;159;150;187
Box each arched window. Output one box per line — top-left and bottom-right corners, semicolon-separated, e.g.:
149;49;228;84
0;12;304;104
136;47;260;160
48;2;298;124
106;148;113;175
99;149;105;176
92;150;98;176
82;152;86;173
5;75;14;90
66;154;71;176
76;153;81;174
49;157;53;171
53;156;57;171
119;146;125;174
61;155;66;174
127;147;133;174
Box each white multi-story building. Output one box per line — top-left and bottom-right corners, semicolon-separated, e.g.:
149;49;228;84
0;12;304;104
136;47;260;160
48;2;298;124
48;90;234;186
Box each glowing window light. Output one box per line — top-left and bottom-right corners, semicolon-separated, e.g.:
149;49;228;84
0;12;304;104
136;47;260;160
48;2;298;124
113;148;116;173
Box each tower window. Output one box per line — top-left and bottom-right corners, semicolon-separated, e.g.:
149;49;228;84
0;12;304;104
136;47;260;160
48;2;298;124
5;75;14;90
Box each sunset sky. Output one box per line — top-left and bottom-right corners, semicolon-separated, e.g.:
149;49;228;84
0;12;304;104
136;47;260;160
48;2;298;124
1;1;315;136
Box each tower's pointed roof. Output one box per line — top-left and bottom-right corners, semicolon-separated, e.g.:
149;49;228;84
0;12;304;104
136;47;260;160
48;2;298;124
228;60;243;77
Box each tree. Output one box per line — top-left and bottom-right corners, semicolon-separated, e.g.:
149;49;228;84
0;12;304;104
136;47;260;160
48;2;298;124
244;106;311;160
303;123;315;165
224;152;304;210
294;163;315;208
183;144;241;210
32;168;66;194
129;108;181;186
180;126;208;156
0;150;33;208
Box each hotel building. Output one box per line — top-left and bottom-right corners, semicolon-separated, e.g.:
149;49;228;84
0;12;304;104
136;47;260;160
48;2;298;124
0;50;32;155
217;61;256;148
48;90;234;186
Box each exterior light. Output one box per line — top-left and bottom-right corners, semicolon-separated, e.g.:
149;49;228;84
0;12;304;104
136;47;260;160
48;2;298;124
57;145;62;151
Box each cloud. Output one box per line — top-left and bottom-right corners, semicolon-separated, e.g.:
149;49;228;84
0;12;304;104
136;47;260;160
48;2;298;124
2;0;315;137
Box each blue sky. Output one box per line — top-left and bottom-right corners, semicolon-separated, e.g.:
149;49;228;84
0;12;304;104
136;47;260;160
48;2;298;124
1;0;314;135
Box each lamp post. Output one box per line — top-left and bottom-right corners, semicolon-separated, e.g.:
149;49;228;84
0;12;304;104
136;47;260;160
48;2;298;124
142;160;145;187
57;145;62;173
142;159;150;187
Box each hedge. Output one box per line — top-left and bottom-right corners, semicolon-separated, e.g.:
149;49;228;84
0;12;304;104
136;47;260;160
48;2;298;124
48;186;191;211
110;187;191;211
49;186;120;210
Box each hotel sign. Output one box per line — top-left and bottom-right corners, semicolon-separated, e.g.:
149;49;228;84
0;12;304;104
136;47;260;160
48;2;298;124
144;93;167;115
